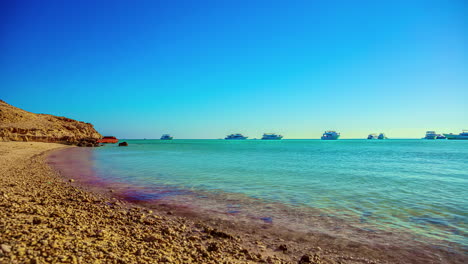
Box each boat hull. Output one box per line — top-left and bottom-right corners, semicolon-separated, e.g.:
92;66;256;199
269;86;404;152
443;134;468;140
321;136;340;140
97;138;119;143
261;136;283;140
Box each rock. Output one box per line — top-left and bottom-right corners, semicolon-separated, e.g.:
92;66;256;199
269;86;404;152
143;235;162;243
188;236;200;241
207;242;219;252
95;229;107;237
77;137;100;147
206;228;234;239
299;254;311;263
160;256;173;262
32;217;42;225
16;247;26;256
1;244;11;253
298;253;321;264
278;244;288;252
118;142;128;147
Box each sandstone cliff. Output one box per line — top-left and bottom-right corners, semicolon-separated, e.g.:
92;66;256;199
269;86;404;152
0;100;102;146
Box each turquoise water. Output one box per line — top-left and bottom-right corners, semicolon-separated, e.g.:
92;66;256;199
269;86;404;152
81;140;467;248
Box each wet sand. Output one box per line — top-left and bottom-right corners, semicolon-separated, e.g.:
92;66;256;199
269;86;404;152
1;142;466;263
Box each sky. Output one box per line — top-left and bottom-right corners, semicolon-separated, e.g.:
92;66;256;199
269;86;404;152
1;0;467;139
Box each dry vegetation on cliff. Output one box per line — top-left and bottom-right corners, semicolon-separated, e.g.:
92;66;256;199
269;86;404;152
0;100;101;146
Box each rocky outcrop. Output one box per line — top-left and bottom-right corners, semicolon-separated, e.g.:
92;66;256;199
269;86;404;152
0;100;102;146
77;138;101;147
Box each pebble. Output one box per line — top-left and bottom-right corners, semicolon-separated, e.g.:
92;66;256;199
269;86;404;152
278;244;288;252
32;217;41;225
16;247;26;256
0;244;11;253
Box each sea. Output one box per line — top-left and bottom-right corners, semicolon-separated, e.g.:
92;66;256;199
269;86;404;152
49;139;467;259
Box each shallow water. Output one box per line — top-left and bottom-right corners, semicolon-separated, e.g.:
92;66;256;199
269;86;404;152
50;139;468;254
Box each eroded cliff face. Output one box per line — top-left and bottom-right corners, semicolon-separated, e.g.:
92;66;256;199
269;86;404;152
0;100;102;146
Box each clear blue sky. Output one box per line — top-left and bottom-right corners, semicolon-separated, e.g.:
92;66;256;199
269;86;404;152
1;0;466;138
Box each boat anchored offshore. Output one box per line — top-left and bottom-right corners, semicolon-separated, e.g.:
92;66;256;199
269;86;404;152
225;133;248;140
261;133;283;140
97;136;119;143
160;134;173;140
424;131;437;139
443;130;468;140
424;131;446;139
378;133;387;140
321;131;340;140
367;134;378;139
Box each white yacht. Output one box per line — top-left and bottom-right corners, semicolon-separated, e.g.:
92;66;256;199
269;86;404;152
443;130;468;140
424;131;437;139
321;131;340;140
423;131;446;139
225;133;248;140
367;134;378;139
378;133;387;140
261;133;283;140
160;134;173;140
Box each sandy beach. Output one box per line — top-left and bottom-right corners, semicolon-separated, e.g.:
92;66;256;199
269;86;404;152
1;142;466;264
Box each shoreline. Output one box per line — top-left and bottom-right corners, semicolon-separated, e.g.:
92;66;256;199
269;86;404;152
0;142;269;263
1;142;466;263
48;146;468;264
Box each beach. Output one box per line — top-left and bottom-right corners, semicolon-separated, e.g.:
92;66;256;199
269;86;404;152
0;142;329;264
2;0;466;262
1;142;466;264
